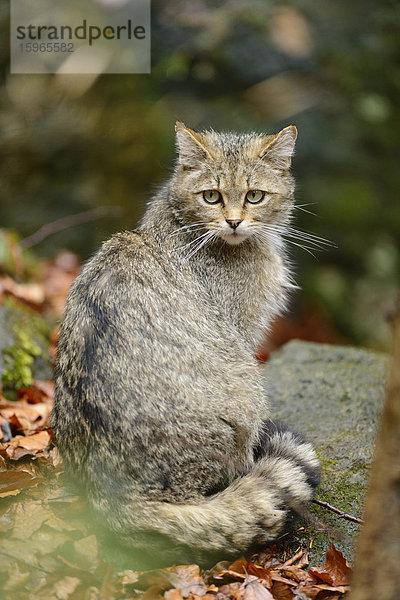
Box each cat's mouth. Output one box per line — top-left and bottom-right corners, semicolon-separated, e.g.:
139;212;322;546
218;229;251;246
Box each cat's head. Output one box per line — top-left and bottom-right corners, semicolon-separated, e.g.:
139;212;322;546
172;121;297;247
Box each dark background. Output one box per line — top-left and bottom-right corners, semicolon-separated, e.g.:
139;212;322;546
1;0;399;350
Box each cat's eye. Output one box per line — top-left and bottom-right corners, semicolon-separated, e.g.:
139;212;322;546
245;190;265;204
203;190;222;204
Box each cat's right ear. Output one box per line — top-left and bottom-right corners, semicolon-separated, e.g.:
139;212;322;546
259;125;297;170
175;120;212;167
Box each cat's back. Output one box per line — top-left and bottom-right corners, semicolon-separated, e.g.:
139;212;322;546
54;229;263;490
62;229;237;357
57;229;260;417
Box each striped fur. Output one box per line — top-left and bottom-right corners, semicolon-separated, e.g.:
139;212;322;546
52;122;320;561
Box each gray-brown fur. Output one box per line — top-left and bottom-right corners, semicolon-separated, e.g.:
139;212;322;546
52;122;320;558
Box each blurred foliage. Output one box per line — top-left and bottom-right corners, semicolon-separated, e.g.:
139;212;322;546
0;0;399;349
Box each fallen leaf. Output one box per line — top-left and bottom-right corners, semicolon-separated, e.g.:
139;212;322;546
292;583;349;599
0;503;16;532
19;380;55;403
309;543;352;586
2;562;31;592
73;534;99;571
0;469;41;496
270;580;294;600
142;584;166;600
223;559;273;588
240;577;274;600
280;565;317;584
165;589;184;600
51;575;81;600
0;274;45;309
35;379;55;398
2;430;52;459
0;400;41;423
45;513;78;532
120;569;140;586
271;573;298;587
12;500;51;539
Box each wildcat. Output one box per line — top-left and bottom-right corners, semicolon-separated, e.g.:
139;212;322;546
52;121;320;561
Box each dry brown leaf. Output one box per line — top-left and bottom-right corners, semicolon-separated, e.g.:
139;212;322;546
2;430;52;459
0;400;42;423
12;500;51;539
291;583;349;599
165;589;184;600
45;513;77;532
2;563;31;592
51;575;81;600
48;447;63;468
137;564;207;598
227;558;273;586
167;565;206;597
73;534;99;571
0;274;45;309
19;380;55;403
270;580;294;600
0;503;16;532
240;577;274;600
120;569;140;586
142;584;167;600
280;565;317;584
309;543;352;587
0;468;41;496
0;488;21;498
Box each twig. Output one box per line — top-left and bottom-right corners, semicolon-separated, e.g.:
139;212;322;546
312;498;364;525
280;547;305;567
0;550;51;573
20;206;123;249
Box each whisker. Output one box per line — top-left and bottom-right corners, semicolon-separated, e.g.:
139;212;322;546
293;205;317;217
183;231;215;261
168;222;208;237
258;225;320;257
176;230;212;253
282;238;318;258
285;227;336;247
261;223;335;249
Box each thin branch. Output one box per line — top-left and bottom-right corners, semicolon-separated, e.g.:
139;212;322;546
0;550;51;573
20;206;123;249
312;498;364;525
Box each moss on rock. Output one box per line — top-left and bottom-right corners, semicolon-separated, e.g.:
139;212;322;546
0;297;53;399
262;340;388;564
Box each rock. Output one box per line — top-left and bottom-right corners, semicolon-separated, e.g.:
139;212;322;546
262;339;389;565
0;298;53;399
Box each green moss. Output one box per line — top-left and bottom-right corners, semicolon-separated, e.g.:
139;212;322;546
304;445;366;565
316;453;338;470
1;297;52;399
2;330;41;390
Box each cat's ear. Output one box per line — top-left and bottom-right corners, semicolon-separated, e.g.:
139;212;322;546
259;125;297;170
175;120;212;167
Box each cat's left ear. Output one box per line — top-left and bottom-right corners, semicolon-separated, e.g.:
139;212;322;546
259;125;297;170
175;120;213;167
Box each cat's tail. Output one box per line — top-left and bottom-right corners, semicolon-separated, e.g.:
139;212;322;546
90;426;320;555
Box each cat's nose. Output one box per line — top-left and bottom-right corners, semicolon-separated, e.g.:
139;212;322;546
226;219;242;230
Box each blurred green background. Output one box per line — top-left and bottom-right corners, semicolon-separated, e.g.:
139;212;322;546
0;0;399;350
